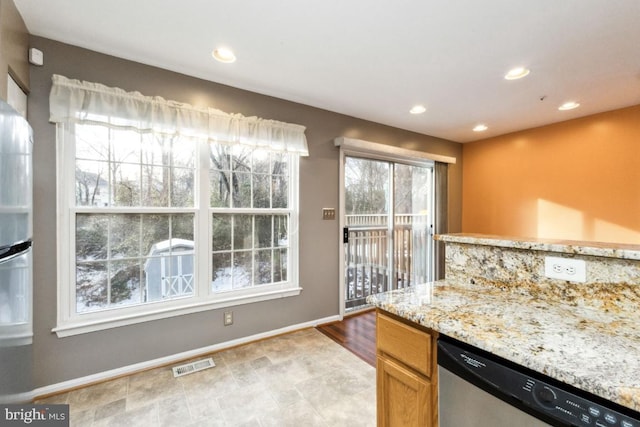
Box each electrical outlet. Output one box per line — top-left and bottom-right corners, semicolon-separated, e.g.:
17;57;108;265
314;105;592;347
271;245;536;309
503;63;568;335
544;256;586;283
224;311;233;326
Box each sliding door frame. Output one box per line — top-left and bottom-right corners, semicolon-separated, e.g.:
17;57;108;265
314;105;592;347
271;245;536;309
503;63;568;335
336;137;454;318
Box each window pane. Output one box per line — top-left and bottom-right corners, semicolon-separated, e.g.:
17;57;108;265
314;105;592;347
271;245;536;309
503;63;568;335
254;249;272;285
253;174;270;208
141;214;170;256
171;214;194;242
143;256;163;302
110;259;142;306
212;215;232;251
171;167;194;207
164;252;194;298
141;134;168;166
271;153;288;176
172;139;196;168
112;163;141;206
76;214;108;262
233;172;251;208
274;248;288;283
275;215;288;247
252;150;270;174
232;251;252;289
141;165;170;207
110;214;141;259
231;146;252;172
76;261;108;312
212;252;232;292
233;215;252;250
76;160;109;206
210;170;230;207
75;125;109;161
209;144;231;171
272;175;288;208
255;215;272;248
111;130;141;164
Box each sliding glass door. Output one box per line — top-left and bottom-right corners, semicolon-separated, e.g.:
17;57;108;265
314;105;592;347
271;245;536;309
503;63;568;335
343;156;433;310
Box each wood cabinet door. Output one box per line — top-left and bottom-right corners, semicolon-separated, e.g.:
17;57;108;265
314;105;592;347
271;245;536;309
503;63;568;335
377;356;432;427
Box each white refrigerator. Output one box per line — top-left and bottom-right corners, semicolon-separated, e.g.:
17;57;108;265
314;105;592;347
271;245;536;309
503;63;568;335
0;98;33;403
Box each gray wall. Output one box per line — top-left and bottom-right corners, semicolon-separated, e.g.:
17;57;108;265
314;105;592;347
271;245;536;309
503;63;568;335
28;36;463;388
0;0;30;99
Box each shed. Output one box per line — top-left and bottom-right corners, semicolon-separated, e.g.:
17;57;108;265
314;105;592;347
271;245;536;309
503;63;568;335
144;238;194;301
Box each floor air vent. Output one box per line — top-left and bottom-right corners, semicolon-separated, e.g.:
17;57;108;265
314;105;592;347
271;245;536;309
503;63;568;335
172;358;215;377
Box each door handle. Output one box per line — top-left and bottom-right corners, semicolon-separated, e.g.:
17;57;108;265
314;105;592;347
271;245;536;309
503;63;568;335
343;227;349;244
0;239;32;262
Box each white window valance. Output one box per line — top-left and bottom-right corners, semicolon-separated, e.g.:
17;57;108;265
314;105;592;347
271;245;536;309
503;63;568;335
49;74;309;156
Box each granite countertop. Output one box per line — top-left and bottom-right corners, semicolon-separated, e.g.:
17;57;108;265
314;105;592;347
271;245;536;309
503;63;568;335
435;233;640;260
368;280;640;413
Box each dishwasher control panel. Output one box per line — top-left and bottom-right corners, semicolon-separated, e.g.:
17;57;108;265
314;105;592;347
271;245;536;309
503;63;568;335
520;377;636;427
438;336;640;427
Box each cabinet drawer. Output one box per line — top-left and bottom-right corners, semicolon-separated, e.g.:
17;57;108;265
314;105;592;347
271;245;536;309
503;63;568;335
377;312;432;377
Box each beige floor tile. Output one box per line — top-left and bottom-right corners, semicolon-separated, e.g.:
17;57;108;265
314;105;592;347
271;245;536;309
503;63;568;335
226;360;264;388
67;377;129;413
296;368;373;412
258;399;327;427
92;402;158;427
179;364;241;397
315;384;377;427
93;397;126;421
216;342;266;367
157;394;192;427
217;382;279;424
267;386;305;407
185;387;223;421
68;408;95;427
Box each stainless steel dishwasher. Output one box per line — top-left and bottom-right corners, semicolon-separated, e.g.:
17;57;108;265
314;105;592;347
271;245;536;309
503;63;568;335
437;334;640;427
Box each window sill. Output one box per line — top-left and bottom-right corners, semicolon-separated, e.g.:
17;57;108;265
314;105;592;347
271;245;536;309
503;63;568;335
53;287;303;338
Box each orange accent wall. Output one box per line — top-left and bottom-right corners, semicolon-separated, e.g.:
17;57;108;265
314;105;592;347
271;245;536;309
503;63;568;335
462;104;640;244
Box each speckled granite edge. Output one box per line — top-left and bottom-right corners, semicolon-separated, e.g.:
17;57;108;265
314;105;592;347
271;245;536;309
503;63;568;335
435;233;640;261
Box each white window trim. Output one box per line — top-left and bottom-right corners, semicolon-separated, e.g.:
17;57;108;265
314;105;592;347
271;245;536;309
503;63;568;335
54;124;302;338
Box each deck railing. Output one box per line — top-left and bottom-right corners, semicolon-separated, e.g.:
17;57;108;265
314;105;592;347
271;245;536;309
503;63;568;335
344;214;430;309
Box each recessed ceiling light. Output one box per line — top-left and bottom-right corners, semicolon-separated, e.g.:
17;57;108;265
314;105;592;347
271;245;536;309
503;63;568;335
212;47;236;63
410;105;427;115
504;67;530;80
558;101;580;111
473;124;488;132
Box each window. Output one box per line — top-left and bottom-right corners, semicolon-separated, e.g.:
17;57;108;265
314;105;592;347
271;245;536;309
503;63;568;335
51;75;307;336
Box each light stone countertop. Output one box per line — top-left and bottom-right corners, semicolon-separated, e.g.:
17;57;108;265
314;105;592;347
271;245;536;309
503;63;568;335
436;233;640;261
367;280;640;413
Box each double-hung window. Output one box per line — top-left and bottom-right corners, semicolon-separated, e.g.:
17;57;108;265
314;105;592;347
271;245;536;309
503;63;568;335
50;75;308;336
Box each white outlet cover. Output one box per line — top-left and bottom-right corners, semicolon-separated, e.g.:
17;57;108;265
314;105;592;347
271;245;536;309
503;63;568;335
544;256;586;283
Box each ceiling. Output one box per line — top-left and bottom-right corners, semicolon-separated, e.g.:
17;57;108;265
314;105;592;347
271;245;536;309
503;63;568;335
14;0;640;143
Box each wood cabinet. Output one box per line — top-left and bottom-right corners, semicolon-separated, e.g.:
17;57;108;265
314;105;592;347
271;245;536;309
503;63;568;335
376;310;438;427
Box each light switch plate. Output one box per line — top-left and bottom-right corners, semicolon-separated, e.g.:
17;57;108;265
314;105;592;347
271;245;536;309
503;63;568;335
322;208;336;220
544;256;586;282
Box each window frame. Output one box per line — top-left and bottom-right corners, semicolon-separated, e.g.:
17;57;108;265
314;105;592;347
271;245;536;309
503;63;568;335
54;123;302;338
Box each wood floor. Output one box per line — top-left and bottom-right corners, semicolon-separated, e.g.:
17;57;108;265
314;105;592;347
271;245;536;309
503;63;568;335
316;309;376;367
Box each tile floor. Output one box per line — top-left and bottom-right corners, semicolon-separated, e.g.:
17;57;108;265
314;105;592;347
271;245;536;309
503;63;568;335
36;328;377;426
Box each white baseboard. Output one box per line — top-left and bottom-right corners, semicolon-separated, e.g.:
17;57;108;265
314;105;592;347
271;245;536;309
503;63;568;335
33;315;340;400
